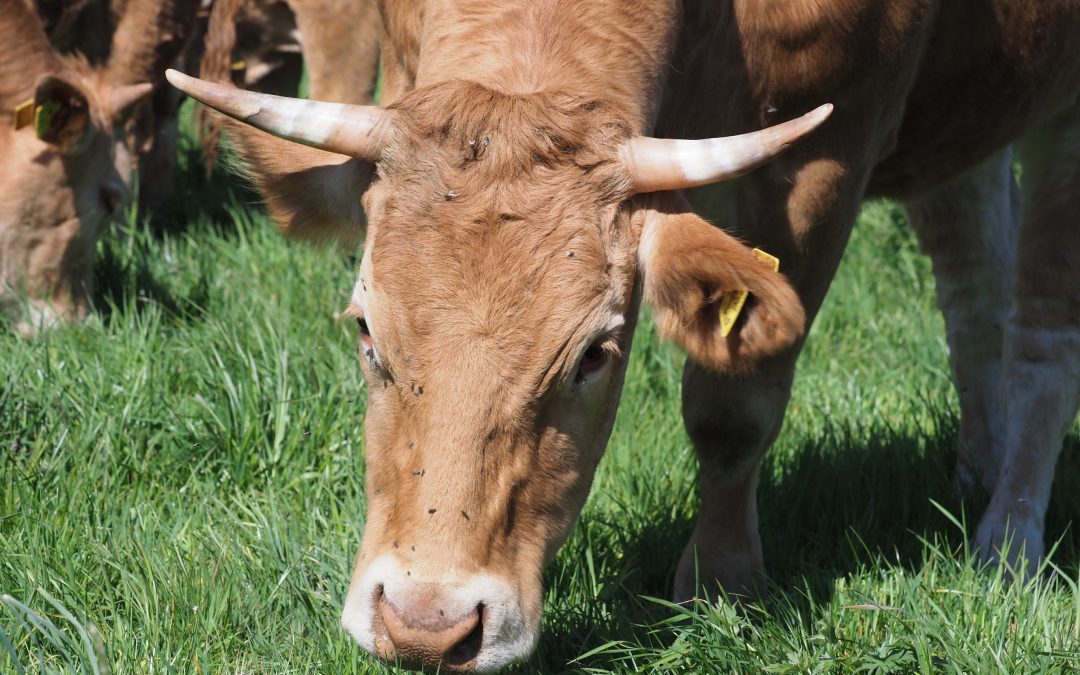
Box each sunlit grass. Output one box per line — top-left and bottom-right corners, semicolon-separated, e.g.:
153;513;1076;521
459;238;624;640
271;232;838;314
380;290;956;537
3;130;1080;673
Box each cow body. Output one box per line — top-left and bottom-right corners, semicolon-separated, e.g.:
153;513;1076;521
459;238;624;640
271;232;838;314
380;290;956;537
170;0;1080;670
659;0;1080;600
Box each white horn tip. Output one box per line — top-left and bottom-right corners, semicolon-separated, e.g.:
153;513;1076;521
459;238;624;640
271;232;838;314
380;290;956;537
811;103;834;123
164;69;192;91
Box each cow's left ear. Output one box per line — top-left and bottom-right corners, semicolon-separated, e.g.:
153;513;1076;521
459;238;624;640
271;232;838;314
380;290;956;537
32;75;91;153
639;209;806;373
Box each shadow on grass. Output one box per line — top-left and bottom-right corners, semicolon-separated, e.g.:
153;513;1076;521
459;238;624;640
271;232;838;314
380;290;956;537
529;417;1080;671
91;131;261;325
92;235;212;325
145;136;260;236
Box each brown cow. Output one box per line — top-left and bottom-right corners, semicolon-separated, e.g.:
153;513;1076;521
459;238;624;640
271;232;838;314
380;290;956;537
0;1;152;335
169;0;1080;671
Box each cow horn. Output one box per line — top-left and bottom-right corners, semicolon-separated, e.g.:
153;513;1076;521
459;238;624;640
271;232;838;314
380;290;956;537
621;103;833;193
165;69;389;161
107;82;154;115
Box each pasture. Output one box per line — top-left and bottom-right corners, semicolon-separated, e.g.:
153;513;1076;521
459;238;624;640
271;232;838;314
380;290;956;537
3;105;1080;673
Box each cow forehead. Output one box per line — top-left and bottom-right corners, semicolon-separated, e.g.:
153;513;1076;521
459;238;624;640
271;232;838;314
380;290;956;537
364;195;628;367
376;80;633;201
351;82;638;381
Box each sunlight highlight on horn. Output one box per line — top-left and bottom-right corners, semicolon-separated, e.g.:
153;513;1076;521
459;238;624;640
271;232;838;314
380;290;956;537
622;103;834;193
165;69;388;161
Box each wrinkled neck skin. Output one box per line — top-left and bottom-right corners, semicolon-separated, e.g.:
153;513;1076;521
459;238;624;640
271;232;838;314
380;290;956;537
342;2;680;670
382;0;680;132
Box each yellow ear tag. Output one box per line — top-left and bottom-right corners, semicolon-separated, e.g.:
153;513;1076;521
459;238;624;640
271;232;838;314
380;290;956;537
34;100;60;140
13;99;34;130
718;248;780;338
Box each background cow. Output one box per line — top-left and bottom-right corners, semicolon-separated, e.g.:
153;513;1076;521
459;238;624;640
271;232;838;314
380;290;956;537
196;0;380;193
0;1;152;335
170;0;1080;671
0;0;381;335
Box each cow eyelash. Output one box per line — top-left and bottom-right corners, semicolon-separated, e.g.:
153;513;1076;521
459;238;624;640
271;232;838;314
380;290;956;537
574;334;622;384
345;304;386;374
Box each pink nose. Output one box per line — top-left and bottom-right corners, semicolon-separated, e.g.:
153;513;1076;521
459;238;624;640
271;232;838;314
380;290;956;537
373;591;483;670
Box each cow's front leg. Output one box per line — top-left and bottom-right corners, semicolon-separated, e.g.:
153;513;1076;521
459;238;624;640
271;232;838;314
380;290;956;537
676;351;796;599
674;156;871;601
902;147;1020;497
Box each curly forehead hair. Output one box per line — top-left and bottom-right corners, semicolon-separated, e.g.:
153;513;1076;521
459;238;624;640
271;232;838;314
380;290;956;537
378;80;634;199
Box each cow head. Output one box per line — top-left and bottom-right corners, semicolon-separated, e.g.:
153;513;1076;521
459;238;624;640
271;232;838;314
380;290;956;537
0;1;151;335
168;70;829;671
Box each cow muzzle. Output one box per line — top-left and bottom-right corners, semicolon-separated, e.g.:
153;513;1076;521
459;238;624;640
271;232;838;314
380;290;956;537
341;555;538;672
10;297;86;337
373;586;483;668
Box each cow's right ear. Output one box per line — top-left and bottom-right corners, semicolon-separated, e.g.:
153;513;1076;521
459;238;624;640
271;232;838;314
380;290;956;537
223;119;374;249
32;75;91;153
639;208;806;373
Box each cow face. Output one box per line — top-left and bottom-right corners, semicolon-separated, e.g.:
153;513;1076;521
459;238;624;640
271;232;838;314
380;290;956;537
0;68;149;335
168;72;824;672
336;85;640;670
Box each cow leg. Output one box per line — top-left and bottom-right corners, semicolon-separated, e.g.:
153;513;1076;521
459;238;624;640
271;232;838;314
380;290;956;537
974;101;1080;574
288;0;381;105
902;148;1020;497
678;350;796;599
675;157;872;601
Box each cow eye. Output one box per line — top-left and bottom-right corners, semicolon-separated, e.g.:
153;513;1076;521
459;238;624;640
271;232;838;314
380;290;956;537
357;318;373;350
575;340;609;383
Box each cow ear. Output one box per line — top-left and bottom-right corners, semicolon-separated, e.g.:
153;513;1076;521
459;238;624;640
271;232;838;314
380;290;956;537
639;210;806;372
222;119;374;249
32;75;91;153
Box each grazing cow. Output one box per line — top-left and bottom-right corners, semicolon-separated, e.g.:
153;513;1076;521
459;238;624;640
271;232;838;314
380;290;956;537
169;0;1080;670
0;1;152;335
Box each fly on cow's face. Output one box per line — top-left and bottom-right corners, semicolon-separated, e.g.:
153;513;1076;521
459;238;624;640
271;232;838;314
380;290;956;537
464;136;489;162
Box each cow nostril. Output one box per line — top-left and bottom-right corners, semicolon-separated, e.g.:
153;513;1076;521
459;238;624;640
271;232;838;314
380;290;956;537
377;594;483;669
445;603;483;666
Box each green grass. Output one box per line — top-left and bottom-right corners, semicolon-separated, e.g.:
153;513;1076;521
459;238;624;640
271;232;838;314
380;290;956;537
3;126;1080;673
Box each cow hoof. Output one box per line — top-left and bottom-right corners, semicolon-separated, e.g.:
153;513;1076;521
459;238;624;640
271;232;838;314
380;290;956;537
972;498;1044;579
672;545;765;605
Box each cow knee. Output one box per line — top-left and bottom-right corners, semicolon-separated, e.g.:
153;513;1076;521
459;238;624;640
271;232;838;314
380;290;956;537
681;359;794;477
